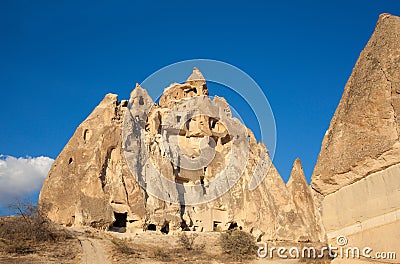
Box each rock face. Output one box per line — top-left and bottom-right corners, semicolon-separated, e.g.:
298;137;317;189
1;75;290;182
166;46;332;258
39;68;323;243
312;13;400;195
39;94;146;228
311;13;400;262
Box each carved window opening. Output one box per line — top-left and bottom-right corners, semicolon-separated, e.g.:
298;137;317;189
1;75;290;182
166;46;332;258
213;221;222;231
139;96;144;105
83;129;91;142
147;223;156;231
210;118;218;129
184;87;197;96
221;134;231;145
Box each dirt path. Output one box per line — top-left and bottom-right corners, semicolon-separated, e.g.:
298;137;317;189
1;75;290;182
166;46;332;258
78;236;110;264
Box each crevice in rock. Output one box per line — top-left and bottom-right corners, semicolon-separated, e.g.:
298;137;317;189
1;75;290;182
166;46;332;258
121;174;130;207
99;147;115;190
311;185;324;196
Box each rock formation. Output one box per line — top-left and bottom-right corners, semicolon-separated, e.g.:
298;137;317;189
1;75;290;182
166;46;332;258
311;13;400;262
39;13;400;258
39;67;323;243
287;159;322;242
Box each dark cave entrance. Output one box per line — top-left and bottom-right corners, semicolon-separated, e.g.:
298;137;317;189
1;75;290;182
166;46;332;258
109;212;127;233
147;224;157;231
113;212;127;227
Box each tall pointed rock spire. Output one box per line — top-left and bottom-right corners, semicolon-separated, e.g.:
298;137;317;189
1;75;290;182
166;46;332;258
287;158;323;242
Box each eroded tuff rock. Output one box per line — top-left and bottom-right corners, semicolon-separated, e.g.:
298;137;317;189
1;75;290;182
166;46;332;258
312;13;400;196
39;67;323;242
39;94;146;228
287;159;323;242
311;13;400;261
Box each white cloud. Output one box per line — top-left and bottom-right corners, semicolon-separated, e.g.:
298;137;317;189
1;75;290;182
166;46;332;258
0;155;54;207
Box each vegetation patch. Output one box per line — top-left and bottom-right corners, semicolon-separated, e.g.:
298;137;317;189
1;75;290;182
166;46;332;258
219;229;257;260
0;201;72;255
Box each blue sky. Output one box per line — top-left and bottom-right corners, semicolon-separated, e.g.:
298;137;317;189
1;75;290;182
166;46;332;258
0;1;399;209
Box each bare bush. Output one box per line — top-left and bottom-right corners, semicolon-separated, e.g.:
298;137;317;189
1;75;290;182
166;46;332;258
177;232;204;251
0;200;69;254
219;229;257;260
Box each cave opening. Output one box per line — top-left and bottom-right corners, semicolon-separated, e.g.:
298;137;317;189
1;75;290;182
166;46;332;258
180;220;190;231
147;224;157;231
228;222;238;230
160;221;170;234
109;212;127;233
113;212;127;228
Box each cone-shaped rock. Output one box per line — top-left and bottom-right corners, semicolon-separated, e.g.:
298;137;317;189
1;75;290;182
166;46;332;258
186;67;208;94
311;13;400;256
312;13;400;195
287;158;323;241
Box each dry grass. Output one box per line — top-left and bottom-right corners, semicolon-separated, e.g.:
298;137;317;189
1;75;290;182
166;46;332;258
153;246;171;262
111;237;138;255
0;201;80;263
107;231;256;264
